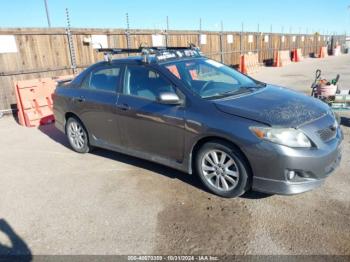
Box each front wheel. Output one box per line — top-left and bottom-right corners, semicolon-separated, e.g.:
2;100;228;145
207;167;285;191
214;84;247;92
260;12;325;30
195;141;251;198
65;117;90;153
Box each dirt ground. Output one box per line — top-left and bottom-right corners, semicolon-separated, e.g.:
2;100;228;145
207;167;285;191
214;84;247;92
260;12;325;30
0;55;349;256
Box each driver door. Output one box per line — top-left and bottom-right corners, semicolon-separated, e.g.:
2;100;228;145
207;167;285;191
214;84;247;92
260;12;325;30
116;65;186;162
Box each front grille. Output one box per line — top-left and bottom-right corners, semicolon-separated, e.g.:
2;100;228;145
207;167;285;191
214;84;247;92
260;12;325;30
317;125;337;142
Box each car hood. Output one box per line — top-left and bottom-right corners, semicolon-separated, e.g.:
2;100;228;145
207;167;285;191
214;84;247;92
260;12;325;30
214;85;330;127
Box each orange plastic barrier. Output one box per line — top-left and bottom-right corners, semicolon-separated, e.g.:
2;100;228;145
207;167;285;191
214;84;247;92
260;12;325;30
292;48;304;62
239;52;260;74
15;75;73;127
273;50;291;67
318;46;328;58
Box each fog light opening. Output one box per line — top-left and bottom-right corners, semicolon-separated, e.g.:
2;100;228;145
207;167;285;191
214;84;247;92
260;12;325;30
287;170;296;181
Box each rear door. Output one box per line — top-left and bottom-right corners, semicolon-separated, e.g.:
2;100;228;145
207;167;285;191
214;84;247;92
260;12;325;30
116;64;186;162
74;64;123;146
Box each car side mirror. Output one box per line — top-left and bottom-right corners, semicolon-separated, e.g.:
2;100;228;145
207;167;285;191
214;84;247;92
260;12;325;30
157;92;182;105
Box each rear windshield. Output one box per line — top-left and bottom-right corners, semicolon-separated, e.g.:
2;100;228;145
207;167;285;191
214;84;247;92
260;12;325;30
162;59;263;99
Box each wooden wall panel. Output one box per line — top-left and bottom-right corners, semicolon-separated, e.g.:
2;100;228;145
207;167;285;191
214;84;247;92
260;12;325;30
0;27;345;111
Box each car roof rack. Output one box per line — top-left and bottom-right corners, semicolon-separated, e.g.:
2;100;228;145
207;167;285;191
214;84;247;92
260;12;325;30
97;44;201;63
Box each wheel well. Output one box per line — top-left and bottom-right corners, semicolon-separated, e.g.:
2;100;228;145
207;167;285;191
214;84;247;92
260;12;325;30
190;136;253;176
64;112;83;133
65;112;79;121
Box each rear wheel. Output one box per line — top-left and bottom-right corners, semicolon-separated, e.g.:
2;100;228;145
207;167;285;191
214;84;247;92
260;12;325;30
195;141;251;198
65;117;90;153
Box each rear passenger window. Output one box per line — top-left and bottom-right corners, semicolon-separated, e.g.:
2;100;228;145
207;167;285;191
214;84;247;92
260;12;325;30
82;66;121;92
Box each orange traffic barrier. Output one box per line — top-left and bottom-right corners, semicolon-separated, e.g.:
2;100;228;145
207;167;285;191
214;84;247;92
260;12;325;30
239;52;260;75
15;75;73;127
273;50;291;67
292;48;304;62
318;46;328;58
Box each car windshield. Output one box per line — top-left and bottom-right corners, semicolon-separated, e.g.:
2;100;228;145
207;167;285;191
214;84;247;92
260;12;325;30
162;58;264;99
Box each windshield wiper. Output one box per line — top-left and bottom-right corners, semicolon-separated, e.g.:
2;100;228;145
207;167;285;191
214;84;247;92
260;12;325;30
254;82;267;87
221;86;258;95
203;87;254;100
203;83;266;100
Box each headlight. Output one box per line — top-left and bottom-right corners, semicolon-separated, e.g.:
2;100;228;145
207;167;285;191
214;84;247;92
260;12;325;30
250;127;312;148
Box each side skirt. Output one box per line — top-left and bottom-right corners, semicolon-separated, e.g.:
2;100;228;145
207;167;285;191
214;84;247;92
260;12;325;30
90;137;189;174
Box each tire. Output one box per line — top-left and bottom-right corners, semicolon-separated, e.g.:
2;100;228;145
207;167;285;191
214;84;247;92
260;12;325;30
65;117;91;154
195;141;251;198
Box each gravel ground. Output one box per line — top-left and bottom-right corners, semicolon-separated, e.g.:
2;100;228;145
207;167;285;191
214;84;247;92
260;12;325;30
0;55;349;256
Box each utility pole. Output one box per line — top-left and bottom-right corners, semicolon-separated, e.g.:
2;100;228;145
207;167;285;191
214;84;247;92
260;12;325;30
44;0;51;27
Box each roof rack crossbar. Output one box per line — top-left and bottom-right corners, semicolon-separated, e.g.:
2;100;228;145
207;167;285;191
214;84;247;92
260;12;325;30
97;48;142;54
97;44;201;63
97;44;198;55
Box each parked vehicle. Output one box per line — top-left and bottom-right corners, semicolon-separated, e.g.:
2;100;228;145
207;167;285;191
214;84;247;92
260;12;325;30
53;46;343;198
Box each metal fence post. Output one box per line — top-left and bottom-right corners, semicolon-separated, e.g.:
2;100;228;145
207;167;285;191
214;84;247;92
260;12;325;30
219;21;224;63
165;16;169;47
256;24;260;62
65;8;77;74
240;22;244;55
198;18;202;47
125;13;131;51
270;25;273;60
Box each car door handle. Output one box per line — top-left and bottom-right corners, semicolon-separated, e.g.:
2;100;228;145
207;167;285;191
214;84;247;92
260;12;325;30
116;104;131;111
72;96;85;102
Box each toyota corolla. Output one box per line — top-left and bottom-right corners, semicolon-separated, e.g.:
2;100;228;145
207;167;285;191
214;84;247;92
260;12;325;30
53;47;343;198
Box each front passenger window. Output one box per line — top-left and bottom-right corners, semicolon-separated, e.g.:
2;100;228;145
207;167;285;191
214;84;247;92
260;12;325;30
123;66;176;101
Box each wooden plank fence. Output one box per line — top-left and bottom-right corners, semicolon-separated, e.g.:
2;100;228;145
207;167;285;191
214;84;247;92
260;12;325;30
0;27;346;111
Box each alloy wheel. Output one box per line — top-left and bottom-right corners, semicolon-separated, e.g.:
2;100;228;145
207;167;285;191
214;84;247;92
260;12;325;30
201;150;240;191
67;121;86;150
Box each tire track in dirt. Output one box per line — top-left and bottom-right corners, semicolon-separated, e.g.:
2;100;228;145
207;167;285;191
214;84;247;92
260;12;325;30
153;177;255;255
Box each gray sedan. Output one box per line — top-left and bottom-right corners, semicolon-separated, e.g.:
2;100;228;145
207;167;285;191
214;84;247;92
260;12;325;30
53;49;343;198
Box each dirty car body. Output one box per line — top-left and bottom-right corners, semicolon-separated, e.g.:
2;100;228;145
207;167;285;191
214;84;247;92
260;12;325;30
53;48;343;197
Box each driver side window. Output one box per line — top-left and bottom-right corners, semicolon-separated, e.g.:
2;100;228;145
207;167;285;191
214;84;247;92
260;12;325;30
123;66;176;101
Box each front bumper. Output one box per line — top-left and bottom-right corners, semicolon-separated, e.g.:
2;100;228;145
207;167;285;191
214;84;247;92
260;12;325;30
252;148;342;195
245;127;343;195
